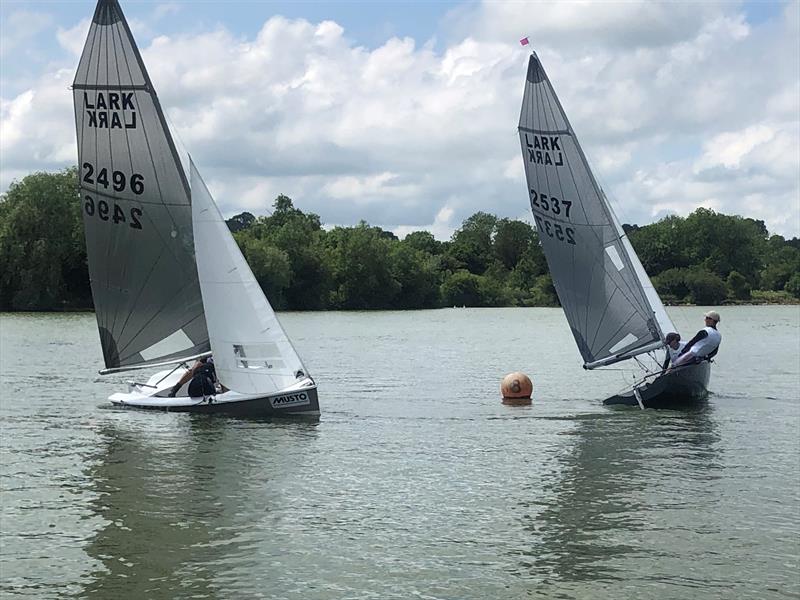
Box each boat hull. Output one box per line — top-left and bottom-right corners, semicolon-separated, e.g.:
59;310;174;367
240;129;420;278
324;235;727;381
109;370;319;417
603;361;711;409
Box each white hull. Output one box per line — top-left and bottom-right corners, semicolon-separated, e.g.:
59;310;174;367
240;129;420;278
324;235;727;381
109;368;319;416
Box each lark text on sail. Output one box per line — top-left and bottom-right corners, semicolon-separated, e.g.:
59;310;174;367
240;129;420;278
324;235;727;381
83;91;137;129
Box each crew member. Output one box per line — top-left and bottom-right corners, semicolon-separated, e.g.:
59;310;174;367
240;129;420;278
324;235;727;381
661;332;686;370
168;357;218;397
670;311;722;369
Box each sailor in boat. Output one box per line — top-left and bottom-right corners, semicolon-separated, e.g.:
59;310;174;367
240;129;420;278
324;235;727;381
669;311;722;370
168;357;225;398
661;332;686;370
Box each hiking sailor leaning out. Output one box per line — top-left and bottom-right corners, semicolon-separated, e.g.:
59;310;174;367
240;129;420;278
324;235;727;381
670;311;722;370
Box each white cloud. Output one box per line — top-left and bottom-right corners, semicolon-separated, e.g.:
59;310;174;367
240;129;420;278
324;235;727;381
153;3;182;21
56;18;91;58
0;9;53;58
394;204;457;240
1;0;798;239
324;172;418;202
695;125;776;170
444;1;728;50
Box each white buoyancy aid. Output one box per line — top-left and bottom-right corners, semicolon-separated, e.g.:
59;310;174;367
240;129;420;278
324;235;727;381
689;326;721;357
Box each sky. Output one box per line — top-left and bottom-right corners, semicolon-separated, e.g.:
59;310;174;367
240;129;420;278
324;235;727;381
1;0;799;239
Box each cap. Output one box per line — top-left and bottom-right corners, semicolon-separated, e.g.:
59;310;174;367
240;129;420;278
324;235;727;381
704;310;720;322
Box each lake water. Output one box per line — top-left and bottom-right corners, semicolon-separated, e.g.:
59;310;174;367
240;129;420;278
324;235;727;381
1;306;798;599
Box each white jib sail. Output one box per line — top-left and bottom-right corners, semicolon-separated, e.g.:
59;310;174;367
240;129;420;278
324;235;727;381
190;160;307;395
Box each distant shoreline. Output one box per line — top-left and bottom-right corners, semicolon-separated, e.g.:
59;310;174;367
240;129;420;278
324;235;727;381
3;169;799;311
2;300;797;315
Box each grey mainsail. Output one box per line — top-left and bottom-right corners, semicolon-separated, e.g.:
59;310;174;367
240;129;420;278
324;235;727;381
518;52;675;369
73;0;209;371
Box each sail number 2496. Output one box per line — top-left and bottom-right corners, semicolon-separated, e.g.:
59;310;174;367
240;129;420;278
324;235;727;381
84;195;143;229
82;162;144;230
83;162;144;195
529;188;575;245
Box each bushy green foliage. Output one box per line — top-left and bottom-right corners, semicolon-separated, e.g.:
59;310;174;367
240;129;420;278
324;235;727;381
750;290;797;304
652;268;693;303
1;169;798;310
440;270;483;307
785;273;800;299
390;243;440;309
324;222;400;309
630;209;768;287
684;269;728;305
0;167;89;310
238;237;292;309
726;271;751;300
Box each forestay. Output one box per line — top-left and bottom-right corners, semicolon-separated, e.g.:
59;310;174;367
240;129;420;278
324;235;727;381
73;0;209;370
518;53;675;369
190;161;307;395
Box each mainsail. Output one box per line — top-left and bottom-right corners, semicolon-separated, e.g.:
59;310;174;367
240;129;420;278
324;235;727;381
518;52;675;369
73;0;209;371
190;161;307;395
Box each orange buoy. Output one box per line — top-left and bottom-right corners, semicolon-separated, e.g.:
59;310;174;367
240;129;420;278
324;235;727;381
501;372;533;405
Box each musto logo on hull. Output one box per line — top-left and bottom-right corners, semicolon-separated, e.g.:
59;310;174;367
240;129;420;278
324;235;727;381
270;392;311;408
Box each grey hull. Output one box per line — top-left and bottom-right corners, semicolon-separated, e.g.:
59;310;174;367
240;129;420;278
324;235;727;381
113;386;320;418
603;361;711;409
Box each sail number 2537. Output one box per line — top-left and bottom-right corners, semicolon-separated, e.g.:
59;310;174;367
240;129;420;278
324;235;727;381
535;215;575;245
529;188;571;218
529;187;575;245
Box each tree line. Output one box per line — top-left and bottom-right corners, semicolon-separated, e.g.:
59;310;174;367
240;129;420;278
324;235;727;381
1;167;798;311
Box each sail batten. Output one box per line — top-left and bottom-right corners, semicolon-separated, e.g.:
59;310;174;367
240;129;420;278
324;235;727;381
518;52;671;367
74;0;209;371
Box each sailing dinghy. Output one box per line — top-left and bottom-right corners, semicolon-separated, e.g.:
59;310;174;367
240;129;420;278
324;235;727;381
73;0;319;416
517;51;710;409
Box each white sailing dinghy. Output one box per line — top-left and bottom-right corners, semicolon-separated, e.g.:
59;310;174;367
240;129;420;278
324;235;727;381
517;52;710;409
73;0;319;416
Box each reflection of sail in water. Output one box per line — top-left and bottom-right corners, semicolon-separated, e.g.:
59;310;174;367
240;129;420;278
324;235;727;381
81;421;225;598
80;418;316;597
516;411;720;582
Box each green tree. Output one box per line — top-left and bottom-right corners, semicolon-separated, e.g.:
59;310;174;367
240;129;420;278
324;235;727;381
325;222;400;309
389;244;441;309
760;235;800;291
226;211;255;233
242;195;330;309
507;238;547;292
726;270;751;300
529;274;558;306
440;270;483;306
0;168;89;310
682;208;766;285
239;238;292;309
785;273;800;298
402;230;442;255
447;212;497;274
685;268;728;304
493;218;536;270
652;268;692;304
628;215;691;274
